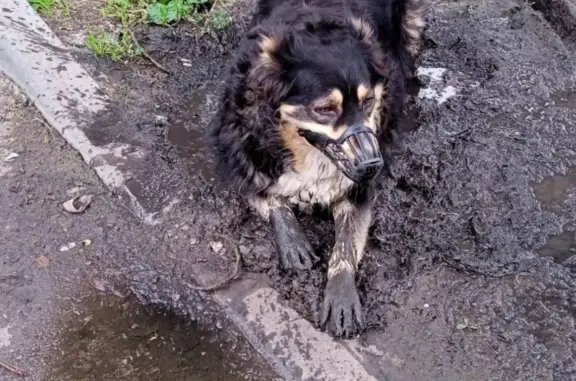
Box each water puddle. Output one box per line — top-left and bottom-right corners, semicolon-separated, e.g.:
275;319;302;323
166;82;223;185
47;292;277;381
550;89;576;109
532;168;576;212
532;168;576;264
168;120;216;183
537;229;576;264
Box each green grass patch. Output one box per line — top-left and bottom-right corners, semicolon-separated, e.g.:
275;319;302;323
86;0;231;62
29;0;69;16
86;29;141;62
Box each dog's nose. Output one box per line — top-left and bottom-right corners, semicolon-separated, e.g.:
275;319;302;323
338;125;384;182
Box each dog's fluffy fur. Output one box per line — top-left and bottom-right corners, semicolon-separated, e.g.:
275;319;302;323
211;0;426;337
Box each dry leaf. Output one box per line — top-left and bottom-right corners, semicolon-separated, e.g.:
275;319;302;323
62;195;92;214
90;278;108;292
36;255;51;268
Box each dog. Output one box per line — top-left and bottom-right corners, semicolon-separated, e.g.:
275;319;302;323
211;0;426;337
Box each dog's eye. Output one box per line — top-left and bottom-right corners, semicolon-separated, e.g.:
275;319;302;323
361;96;375;110
313;105;338;118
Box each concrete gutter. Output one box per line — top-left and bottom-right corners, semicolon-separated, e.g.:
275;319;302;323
0;1;379;380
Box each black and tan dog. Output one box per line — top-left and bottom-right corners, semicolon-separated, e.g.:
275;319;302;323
211;0;426;337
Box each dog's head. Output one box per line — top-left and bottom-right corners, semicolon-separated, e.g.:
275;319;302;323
223;13;396;185
259;17;388;183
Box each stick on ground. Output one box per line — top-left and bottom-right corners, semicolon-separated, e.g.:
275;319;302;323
0;359;27;377
128;29;171;75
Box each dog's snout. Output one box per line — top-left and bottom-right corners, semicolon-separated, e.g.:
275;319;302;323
338;125;383;181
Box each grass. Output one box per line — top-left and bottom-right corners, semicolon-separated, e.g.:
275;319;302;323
85;0;231;63
86;29;141;62
29;0;69;16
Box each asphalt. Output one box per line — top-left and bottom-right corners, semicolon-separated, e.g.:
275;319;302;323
1;0;576;380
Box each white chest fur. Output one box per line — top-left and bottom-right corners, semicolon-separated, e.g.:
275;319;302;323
269;149;354;210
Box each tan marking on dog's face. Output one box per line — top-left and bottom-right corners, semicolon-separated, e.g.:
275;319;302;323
326;88;344;107
279;121;314;172
357;84;370;102
350;17;373;42
279;88;346;141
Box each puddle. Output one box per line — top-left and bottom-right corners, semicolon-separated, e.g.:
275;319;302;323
550;89;576;109
532;168;576;211
47;292;278;381
537;229;576;263
166;82;223;185
168;120;216;183
533;168;576;264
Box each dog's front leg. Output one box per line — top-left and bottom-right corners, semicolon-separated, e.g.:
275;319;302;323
320;196;371;337
249;195;319;270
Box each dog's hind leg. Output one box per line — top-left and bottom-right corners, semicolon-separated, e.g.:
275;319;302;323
249;195;319;270
320;197;371;337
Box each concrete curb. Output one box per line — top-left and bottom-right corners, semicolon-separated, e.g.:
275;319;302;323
0;0;171;225
0;2;379;380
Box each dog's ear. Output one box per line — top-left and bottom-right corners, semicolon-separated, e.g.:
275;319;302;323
211;30;291;194
402;0;428;59
246;34;291;106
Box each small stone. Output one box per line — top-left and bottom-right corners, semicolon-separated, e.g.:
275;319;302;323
210;241;223;253
3;152;19;162
155;115;168;125
59;242;77;252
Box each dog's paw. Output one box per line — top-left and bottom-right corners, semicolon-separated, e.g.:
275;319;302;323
320;272;363;338
270;207;319;270
277;235;317;270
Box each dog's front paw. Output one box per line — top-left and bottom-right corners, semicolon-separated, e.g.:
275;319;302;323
270;207;319;270
320;271;363;338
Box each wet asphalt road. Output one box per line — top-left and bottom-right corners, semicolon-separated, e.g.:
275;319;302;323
1;0;576;380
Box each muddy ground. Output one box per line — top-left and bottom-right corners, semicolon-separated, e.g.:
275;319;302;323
3;0;576;379
0;76;279;380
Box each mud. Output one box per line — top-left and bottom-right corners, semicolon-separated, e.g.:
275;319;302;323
48;292;274;381
37;0;576;379
0;75;278;381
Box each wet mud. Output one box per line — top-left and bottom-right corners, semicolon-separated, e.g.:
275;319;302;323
48;291;277;381
70;0;576;379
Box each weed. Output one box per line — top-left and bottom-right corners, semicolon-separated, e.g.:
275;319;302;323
86;0;230;64
208;8;230;30
29;0;69;16
86;29;140;62
148;0;192;25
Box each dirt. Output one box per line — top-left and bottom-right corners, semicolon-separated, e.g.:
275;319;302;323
0;76;279;381
6;0;576;379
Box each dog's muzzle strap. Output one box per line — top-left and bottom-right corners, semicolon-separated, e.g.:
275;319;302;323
298;125;384;183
